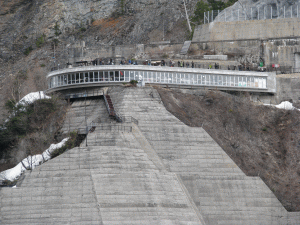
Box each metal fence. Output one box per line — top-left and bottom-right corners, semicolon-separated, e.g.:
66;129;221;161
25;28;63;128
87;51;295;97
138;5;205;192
118;116;139;125
78;124;133;135
204;4;300;24
65;90;104;99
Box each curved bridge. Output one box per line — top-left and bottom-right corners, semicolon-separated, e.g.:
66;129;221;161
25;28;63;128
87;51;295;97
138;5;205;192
46;65;276;93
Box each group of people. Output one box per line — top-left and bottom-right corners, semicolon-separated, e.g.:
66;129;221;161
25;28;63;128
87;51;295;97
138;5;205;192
120;59;138;65
75;58;241;71
176;61;195;68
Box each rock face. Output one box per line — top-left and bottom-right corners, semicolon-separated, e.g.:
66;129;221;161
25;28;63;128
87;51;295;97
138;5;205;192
0;0;198;62
0;0;197;113
214;0;300;22
0;0;118;60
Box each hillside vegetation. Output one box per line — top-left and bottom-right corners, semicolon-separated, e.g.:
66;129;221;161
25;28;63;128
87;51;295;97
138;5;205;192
0;96;68;171
156;86;300;212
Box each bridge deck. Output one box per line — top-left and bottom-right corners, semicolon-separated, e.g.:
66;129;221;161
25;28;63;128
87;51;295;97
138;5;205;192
46;65;276;93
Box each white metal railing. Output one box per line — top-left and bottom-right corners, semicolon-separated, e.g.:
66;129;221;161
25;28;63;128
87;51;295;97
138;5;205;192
48;67;269;90
78;124;132;135
204;4;300;24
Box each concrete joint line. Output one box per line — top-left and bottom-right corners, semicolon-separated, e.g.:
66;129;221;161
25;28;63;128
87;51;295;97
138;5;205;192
131;123;167;172
88;146;104;225
174;174;207;225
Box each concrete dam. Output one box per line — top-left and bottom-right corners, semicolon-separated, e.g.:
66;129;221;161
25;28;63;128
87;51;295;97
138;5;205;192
1;86;300;224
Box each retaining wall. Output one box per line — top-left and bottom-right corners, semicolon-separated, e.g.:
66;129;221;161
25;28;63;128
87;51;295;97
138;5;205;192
193;18;300;42
69;42;184;63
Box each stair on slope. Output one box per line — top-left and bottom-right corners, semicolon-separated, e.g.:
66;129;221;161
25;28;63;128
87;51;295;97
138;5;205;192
180;41;192;55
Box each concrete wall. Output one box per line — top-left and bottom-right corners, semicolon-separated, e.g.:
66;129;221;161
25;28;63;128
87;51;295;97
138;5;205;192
276;76;300;103
69;42;184;63
69;44;137;63
191;18;300;69
193;18;300;43
190;38;300;69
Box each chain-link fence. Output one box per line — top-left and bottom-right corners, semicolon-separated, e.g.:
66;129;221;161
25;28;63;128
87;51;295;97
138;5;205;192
204;4;300;24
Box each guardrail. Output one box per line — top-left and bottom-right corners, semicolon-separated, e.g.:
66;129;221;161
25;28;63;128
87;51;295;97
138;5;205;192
49;61;300;75
65;90;104;99
103;94;123;122
78;124;132;135
118;116;139;125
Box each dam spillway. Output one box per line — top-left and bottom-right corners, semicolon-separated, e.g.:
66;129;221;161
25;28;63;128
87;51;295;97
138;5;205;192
1;86;299;225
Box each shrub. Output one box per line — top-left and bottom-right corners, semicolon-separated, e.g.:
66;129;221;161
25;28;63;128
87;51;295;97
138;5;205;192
50;131;80;158
40;64;45;67
53;39;59;46
191;0;238;24
54;22;61;36
1;179;18;187
24;46;33;55
162;53;169;59
36;34;46;48
130;80;138;86
0;97;65;157
5;99;16;112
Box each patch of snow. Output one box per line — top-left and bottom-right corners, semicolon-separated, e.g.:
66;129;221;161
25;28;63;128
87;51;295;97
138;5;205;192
0;138;69;182
266;101;300;111
18;91;50;105
275;101;300;111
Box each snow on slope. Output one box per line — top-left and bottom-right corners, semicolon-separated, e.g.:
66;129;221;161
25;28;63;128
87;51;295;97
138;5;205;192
0;138;69;182
265;101;300;111
18;91;50;105
275;101;299;111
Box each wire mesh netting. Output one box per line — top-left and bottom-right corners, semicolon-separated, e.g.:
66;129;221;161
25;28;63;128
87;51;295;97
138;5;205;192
204;4;300;24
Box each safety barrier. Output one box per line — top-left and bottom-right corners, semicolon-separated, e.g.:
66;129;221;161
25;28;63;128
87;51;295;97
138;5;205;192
47;65;275;93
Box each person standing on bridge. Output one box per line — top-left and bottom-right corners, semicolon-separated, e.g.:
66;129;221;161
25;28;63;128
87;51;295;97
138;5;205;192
192;61;194;68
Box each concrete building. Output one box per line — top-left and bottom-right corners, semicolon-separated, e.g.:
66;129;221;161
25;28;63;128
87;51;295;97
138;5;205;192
192;17;300;73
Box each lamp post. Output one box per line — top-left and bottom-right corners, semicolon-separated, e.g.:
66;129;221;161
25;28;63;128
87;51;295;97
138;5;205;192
85;90;88;147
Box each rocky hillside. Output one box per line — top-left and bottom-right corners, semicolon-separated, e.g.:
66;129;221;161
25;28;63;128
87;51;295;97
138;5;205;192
0;0;200;118
155;86;300;212
0;0;199;63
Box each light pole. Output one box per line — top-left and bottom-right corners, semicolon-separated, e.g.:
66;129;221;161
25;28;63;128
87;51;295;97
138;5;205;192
85;90;88;147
